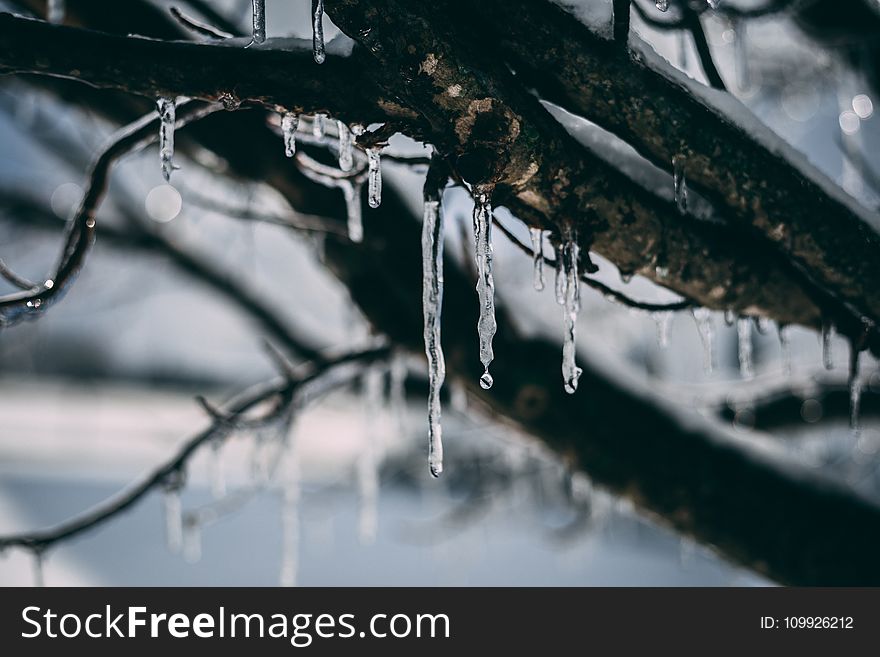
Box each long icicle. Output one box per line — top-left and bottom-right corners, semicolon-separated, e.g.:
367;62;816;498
473;187;497;389
252;0;266;44
561;228;582;394
530;227;545;291
554;243;566;305
821;321;834;370
156;97;176;182
849;342;862;438
312;0;326;64
342;181;363;243
422;173;446;477
736;317;753;378
367;148;382;208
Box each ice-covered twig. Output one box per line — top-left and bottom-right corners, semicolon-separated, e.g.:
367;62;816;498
169;6;234;39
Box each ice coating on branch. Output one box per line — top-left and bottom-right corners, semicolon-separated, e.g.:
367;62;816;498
560;233;583;394
554;243;566;305
778;324;792;375
692;308;715;374
47;0;65;23
337;121;354;172
530;227;545;291
312;0;326;64
156;97;176;182
472;190;497;390
281;112;298;158
342;181;363;243
849;344;862;437
312;113;326;139
367;148;382;208
673;155;687;214
655;0;669;11
422;199;446;477
653;311;673;348
252;0;266;44
736;318;753;378
821;322;834;370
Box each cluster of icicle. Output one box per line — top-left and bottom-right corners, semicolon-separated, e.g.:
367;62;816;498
250;0;325;64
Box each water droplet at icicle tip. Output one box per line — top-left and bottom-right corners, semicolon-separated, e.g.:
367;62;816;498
422;198;446;477
156;97;176;182
281;112;298;158
472;190;497;390
252;0;266;44
312;0;326;64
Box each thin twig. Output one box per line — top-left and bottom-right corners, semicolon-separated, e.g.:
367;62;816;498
169;6;234;39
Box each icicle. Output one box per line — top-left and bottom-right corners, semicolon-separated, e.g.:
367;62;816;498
724;309;736;326
281;112;299;158
692;308;715;374
653;311;673;348
472;189;497;389
32;548;45;587
736;317;753;379
656;0;669;11
778;324;792;375
182;518;202;564
554;243;566;305
561;232;583;394
755;316;771;334
279;476;300;587
337;121;354;172
47;0;65;23
529;227;545;291
342;181;363;243
162;475;184;554
156;97;176;182
252;0;266;44
209;439;226;499
389;350;407;438
312;0;326;64
422;198;446;476
358;366;382;543
849;344;862;437
367;148;382;208
821;322;834;370
673;155;687;214
312;113;326;139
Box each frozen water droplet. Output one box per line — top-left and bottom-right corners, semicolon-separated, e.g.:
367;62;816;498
821;322;834;370
252;0;266;44
312;0;326;64
560;231;582;394
156;97;176;182
655;0;669;11
312;113;326;139
692;308;715;374
337;121;354;171
472;189;497;387
653;311;673;348
422;199;446;477
367;148;382;208
529;227;545;291
849;343;862;438
480;370;494;389
47;0;65;23
673;155;688;214
737;317;753;379
281;112;298;157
